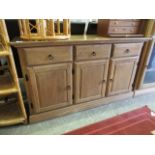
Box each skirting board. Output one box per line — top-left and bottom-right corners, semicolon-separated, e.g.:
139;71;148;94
29;92;133;123
134;87;155;97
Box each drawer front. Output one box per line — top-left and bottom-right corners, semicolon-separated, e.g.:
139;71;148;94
112;43;143;58
24;46;73;65
109;20;140;27
108;27;138;34
75;44;111;61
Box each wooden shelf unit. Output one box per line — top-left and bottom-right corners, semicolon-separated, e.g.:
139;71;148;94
0;102;25;126
0;74;18;95
0;51;9;56
0;20;27;126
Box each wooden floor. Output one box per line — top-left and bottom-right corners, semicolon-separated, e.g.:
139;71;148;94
0;92;155;135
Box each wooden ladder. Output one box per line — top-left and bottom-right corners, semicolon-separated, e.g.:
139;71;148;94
0;20;27;126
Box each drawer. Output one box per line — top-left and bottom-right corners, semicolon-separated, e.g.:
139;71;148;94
109;20;140;27
112;43;143;58
108;27;138;34
23;46;73;65
75;44;111;61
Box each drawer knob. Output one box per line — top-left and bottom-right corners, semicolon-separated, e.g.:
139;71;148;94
66;85;71;90
91;51;96;56
48;54;54;60
109;79;113;82
125;49;130;53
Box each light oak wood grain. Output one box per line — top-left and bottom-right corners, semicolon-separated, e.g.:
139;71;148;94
0;20;27;126
75;44;111;61
12;35;148;123
112;43;143;57
107;57;138;96
23;46;73;66
74;60;109;103
27;63;73;113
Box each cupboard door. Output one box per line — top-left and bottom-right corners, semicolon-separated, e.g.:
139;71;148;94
27;63;72;113
74;60;109;103
107;57;138;96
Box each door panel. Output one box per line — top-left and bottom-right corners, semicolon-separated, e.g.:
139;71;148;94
74;60;109;103
27;63;72;113
107;57;138;96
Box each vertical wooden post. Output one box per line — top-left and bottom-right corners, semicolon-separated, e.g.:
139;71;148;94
18;20;23;37
39;19;46;38
36;19;41;37
25;20;31;39
57;19;60;34
68;20;71;35
63;19;69;35
20;20;29;39
144;19;155;37
46;20;50;36
46;19;55;36
50;19;55;36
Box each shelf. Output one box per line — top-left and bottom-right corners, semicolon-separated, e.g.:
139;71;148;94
0;51;10;57
0;102;25;126
0;74;18;95
0;20;27;126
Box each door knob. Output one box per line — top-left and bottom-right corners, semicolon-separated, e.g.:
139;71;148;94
102;79;106;83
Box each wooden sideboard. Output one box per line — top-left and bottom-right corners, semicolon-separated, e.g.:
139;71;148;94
11;35;150;123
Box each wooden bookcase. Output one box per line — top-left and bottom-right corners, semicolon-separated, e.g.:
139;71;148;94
134;20;155;95
0;20;27;126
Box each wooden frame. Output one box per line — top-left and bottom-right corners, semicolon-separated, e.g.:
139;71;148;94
29;92;133;123
18;19;71;40
0;20;27;126
134;20;155;90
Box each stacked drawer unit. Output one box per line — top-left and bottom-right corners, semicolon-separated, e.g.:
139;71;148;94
98;19;146;37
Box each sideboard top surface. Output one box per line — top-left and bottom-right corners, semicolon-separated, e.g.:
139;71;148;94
10;35;151;48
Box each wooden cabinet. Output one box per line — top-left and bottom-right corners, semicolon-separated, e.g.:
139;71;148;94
12;35;147;123
107;57;138;96
74;60;109;103
27;63;72;113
